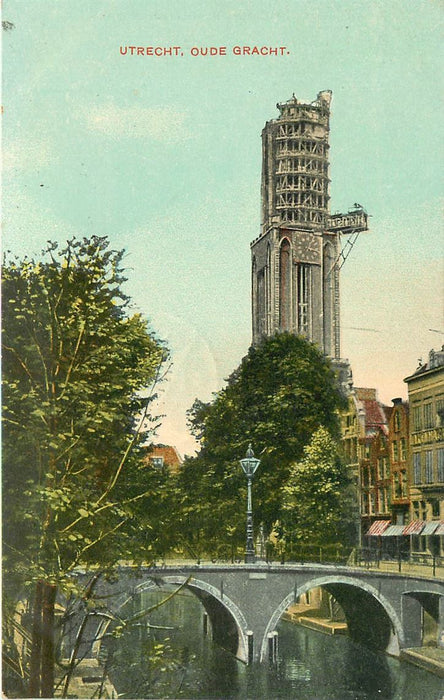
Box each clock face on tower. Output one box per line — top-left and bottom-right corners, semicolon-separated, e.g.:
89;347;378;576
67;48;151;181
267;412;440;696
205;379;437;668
306;235;321;255
292;232;321;264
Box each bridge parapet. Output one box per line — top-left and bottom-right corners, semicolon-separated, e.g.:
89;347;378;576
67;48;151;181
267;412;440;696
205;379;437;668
80;562;443;664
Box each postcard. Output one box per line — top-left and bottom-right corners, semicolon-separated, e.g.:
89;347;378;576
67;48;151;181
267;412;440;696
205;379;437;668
2;1;443;698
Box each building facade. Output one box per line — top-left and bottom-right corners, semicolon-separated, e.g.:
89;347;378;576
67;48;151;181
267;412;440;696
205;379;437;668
388;398;410;526
354;389;389;537
145;444;183;475
404;347;444;557
250;91;367;363
340;387;390;544
340;388;366;542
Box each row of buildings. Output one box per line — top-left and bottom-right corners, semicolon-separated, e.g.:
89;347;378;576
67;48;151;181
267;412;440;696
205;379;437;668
341;346;444;560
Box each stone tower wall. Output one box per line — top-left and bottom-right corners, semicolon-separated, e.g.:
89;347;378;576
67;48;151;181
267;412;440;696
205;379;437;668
252;91;340;357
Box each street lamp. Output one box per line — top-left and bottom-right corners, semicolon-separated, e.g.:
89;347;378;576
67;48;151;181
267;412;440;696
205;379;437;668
240;444;261;563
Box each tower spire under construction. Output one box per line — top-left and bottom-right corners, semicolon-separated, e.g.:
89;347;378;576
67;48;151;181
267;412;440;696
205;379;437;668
251;90;368;363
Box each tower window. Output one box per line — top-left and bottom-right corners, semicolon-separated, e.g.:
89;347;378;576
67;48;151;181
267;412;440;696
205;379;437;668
279;240;291;330
298;264;310;335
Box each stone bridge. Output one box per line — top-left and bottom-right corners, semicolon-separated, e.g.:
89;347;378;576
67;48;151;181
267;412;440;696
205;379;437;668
83;562;444;664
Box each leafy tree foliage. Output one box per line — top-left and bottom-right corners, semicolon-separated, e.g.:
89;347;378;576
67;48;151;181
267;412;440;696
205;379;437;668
2;236;170;696
281;426;357;547
176;333;345;553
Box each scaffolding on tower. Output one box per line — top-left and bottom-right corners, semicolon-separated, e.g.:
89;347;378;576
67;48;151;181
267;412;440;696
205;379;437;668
325;206;369;276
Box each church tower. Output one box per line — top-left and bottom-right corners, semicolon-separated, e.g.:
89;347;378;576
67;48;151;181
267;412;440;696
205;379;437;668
251;91;340;357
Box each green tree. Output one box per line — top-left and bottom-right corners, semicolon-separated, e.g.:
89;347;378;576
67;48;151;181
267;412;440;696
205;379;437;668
281;426;357;549
2;236;169;697
176;333;345;554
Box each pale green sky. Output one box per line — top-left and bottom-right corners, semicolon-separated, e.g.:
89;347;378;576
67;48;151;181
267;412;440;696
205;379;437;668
3;0;443;454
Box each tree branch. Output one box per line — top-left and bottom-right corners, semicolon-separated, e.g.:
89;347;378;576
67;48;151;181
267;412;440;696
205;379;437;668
2;344;38;389
66;520;126;571
57;320;86;401
95;359;169;506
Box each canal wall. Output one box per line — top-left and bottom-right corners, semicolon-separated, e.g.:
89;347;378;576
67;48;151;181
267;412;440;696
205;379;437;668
400;649;444;679
282;604;444;678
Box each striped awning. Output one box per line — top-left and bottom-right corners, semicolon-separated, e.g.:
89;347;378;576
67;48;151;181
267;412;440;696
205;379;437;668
420;521;441;536
381;525;405;537
366;520;390;536
403;520;425;536
431;521;444;536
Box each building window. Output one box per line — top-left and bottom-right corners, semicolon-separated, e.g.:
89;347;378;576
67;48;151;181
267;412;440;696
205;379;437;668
394;474;400;500
431;500;440;518
438;448;444;483
413;453;422;484
424;402;434;429
425;450;433;483
377;458;383;480
378;488;385;513
437;397;444;426
400;437;407;461
402;470;408;497
377;456;390;478
395;512;405;526
412;405;422;431
394;411;401;432
412;500;420;519
392;441;399;462
151;456;164;468
361;493;368;514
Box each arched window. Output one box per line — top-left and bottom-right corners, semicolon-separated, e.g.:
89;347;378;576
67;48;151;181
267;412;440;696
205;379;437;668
252;256;258;339
279;239;291;330
323;241;335;354
266;244;271;334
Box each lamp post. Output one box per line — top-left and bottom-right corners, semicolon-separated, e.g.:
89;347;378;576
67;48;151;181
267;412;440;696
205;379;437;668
240;444;261;563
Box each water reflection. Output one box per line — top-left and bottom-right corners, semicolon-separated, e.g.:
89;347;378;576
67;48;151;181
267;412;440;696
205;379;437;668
102;587;443;700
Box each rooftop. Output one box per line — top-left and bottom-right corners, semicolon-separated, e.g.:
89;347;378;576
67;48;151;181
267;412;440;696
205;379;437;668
404;346;444;382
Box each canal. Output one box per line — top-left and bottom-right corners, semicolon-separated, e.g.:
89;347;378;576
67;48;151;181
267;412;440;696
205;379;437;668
102;588;444;699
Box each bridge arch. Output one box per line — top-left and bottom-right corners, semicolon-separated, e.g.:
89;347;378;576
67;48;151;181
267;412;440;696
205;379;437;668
260;574;404;662
134;575;250;663
401;588;443;648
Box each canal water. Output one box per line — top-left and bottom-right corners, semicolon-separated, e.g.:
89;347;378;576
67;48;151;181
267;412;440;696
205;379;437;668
102;588;444;699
